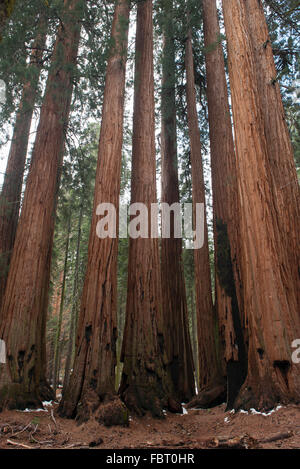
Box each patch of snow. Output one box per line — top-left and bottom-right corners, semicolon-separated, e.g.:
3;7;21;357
224;417;230;423
238;405;283;417
42;401;53;407
17;408;48;413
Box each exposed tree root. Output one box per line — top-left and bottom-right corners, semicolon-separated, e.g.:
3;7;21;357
186;384;226;409
95;396;129;427
59;388;129;427
232;379;288;412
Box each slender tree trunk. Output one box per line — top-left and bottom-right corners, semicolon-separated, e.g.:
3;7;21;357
48;272;63;385
245;0;300;312
53;212;71;393
190;287;198;389
0;0;16;39
0;17;47;314
202;0;247;409
185;26;225;407
62;203;83;392
222;0;300;410
160;0;195;403
0;0;81;411
59;0;130;424
119;0;179;417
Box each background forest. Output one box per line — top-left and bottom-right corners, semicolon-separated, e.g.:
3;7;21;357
0;0;299;426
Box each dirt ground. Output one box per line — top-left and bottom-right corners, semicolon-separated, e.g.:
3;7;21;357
0;400;299;450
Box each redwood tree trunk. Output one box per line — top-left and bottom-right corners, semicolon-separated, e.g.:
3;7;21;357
222;0;300;410
119;0;177;417
59;0;130;424
202;0;247;409
0;18;47;314
62;202;83;392
0;0;81;411
53;211;71;393
245;0;300;313
185;26;224;407
160;0;195;403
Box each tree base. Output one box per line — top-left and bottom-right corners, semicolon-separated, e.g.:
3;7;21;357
120;383;166;418
186;384;226;409
0;383;42;412
95;396;129;427
59;387;129;427
232;376;300;412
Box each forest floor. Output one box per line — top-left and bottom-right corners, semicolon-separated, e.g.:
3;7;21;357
0;399;299;450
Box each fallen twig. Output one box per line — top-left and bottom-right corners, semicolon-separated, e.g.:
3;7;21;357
7;439;36;449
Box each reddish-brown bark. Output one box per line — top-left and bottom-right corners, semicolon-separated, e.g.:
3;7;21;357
185;27;223;404
245;0;300;313
120;0;177;417
0;17;47;315
160;0;195;403
202;0;247;408
222;0;300;410
0;0;81;410
58;0;130;424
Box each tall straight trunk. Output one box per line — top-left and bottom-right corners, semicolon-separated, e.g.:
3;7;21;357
185;27;225;407
48;271;63;384
245;0;300;312
120;0;178;417
0;0;16;39
62;203;83;392
222;0;300;410
59;0;130;424
190;287;198;388
53;212;71;393
0;0;81;411
202;0;247;408
0;17;47;314
160;0;195;403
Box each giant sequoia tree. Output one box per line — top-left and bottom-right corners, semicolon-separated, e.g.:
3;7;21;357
185;23;223;405
222;0;300;410
59;0;130;424
245;0;300;312
202;0;247;409
160;0;195;404
119;0;177;417
0;0;82;410
0;15;47;314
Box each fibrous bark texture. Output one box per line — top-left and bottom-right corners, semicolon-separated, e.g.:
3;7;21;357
160;0;195;404
245;0;300;313
222;0;300;410
59;0;130;425
0;16;47;316
202;0;247;408
120;0;177;418
185;26;223;405
0;0;81;411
